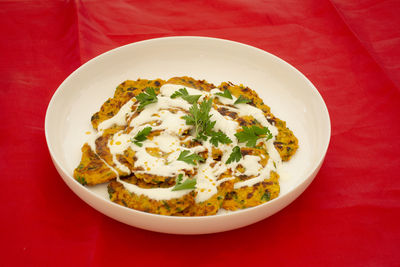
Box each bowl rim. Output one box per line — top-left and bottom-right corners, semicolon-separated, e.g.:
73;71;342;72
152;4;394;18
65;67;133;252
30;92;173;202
44;36;331;221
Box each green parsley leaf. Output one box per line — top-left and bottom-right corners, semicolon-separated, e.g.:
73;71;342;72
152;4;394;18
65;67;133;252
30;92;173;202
170;88;187;98
183;94;202;104
215;89;232;99
234;125;272;147
136;87;158;110
182;99;214;141
172;177;197;191
234;95;251;105
131;126;152;147
177;150;204;165
226;146;242;164
182;99;232;145
176;174;183;184
209;130;232;147
170;88;201;104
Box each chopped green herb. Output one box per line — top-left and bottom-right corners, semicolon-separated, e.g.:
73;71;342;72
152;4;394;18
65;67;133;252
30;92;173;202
136;87;158;110
209;130;232;147
172;178;197;191
226;146;242;164
170;88;201;104
234;95;251;105
177;150;204;165
131;126;152;147
176;174;183;184
261;191;271;202
215;89;232;99
108;186;115;194
76;176;87;185
107;186;115;199
234;125;272;147
163;201;170;211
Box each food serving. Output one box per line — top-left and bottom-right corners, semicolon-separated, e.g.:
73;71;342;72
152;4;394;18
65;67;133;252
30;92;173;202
73;76;298;216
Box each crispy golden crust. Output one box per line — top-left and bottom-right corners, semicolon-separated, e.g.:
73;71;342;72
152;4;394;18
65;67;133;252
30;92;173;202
167;76;215;91
74;144;116;186
108;180;196;216
94;127;129;177
91;79;165;130
117;147;136;170
121;175;173;189
272;117;299;161
222;171;280;211
219;82;271;114
180;180;234;216
134;173;176;186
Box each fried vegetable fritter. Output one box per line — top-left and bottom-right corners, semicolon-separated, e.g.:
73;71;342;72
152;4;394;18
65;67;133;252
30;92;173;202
167;76;215;92
108;179;196;216
222;171;280;211
180;180;234;216
91;79;165;130
74;76;298;216
74;144;116;186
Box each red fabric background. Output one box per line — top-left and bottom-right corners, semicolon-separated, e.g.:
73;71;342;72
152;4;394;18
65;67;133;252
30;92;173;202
1;0;399;266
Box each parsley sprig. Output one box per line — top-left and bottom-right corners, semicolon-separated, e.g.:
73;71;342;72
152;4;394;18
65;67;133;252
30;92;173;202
234;95;251;105
171;88;201;104
136;87;158;110
210;131;232;147
226;146;242;164
234;125;272;147
183;99;214;140
182;99;232;145
215;89;232;99
131;126;152;147
172;174;196;191
177;150;204;165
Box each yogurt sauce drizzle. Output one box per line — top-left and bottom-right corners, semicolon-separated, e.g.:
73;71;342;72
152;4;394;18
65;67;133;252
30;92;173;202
86;83;282;203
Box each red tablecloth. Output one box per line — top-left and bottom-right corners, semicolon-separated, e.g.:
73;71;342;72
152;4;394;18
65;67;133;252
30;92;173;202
1;0;399;266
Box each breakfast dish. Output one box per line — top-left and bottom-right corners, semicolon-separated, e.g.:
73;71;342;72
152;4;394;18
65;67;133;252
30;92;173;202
74;76;298;216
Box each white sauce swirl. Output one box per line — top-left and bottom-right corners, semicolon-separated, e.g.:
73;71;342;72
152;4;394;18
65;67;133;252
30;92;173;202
86;83;282;203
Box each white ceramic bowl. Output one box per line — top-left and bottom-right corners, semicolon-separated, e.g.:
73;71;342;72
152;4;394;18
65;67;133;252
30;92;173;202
45;36;330;234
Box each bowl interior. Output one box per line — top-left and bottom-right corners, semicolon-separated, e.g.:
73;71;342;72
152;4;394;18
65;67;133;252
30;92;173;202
45;37;330;234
